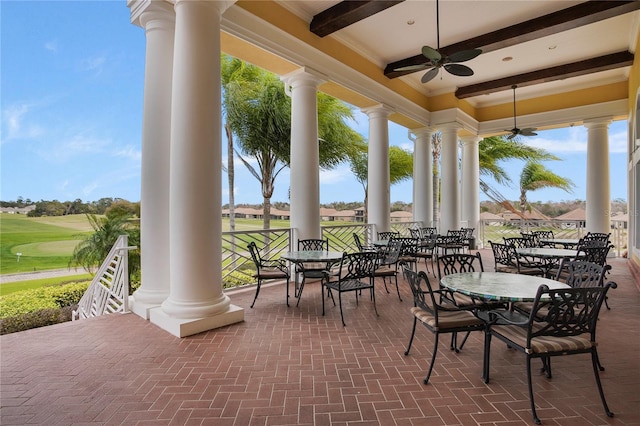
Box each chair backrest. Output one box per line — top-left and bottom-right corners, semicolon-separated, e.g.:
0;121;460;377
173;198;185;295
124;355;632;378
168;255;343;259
436;252;484;279
409;228;422;240
379;239;402;265
421;227;437;237
247;242;263;269
353;233;366;252
520;232;540;247
504;236;533;248
577;244;613;266
556;259;611;288
337;251;378;282
489;240;518;269
583;232;611;243
532;230;554;240
461;227;474;239
298;239;328;251
527;283;616;342
403;267;438;314
392;237;418;256
447;229;466;242
378;231;399;240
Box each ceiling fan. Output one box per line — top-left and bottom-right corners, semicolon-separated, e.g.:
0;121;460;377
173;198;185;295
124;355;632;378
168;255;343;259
505;85;538;139
394;0;482;83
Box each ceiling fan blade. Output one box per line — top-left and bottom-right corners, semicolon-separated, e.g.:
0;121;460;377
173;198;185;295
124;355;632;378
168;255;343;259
507;132;517;140
444;63;474;77
448;48;482;63
520;128;538;136
421;45;441;62
393;63;429;72
421;67;440;83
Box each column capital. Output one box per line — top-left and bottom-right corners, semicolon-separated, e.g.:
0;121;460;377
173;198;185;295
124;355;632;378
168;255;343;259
409;127;433;140
361;103;394;119
460;135;482;145
281;67;326;90
583;117;612;129
129;0;175;28
437;122;462;132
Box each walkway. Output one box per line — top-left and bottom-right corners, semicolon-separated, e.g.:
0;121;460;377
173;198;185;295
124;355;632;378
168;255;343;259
1;252;639;425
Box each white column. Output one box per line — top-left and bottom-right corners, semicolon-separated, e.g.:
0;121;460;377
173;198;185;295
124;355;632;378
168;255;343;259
129;0;175;319
411;128;433;227
439;123;461;232
584;118;612;234
363;105;392;237
281;68;325;244
151;0;242;338
461;135;481;243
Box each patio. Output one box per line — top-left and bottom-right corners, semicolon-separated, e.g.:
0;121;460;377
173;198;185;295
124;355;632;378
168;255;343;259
1;252;639;425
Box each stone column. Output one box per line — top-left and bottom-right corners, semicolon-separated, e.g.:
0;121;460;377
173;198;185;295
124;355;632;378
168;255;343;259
461;135;481;245
151;0;242;338
411;128;433;227
363;105;392;238
584;118;612;234
281;68;325;245
128;0;175;319
439;123;461;232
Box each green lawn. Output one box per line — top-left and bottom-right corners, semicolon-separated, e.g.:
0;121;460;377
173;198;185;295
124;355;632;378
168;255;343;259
0;214;92;274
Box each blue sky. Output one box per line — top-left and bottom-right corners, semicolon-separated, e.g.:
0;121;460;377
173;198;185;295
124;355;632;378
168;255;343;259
1;1;628;206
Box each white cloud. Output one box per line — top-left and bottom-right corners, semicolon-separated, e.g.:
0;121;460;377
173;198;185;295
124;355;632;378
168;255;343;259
113;145;141;161
320;166;351;184
609;129;627;153
78;54;106;75
44;40;58;53
524;126;587;153
1;102;43;142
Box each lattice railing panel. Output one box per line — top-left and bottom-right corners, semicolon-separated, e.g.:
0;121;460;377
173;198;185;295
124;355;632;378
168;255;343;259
322;224;372;253
72;235;135;321
221;228;291;288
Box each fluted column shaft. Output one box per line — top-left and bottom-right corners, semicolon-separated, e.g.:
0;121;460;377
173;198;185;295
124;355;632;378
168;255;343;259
412;128;433;227
439;124;461;232
461;135;481;242
131;1;175;318
584;118;612;234
363;105;392;237
281;68;324;244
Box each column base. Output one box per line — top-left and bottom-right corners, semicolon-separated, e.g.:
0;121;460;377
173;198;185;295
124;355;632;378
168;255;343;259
149;304;244;337
129;296;161;320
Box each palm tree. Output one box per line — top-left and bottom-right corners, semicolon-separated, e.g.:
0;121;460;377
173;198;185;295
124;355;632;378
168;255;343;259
519;161;574;213
222;55;365;229
69;214;140;274
350;145;414;221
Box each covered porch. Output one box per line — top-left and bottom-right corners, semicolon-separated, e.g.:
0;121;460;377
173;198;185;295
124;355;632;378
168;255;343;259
1;254;639;425
124;0;640;337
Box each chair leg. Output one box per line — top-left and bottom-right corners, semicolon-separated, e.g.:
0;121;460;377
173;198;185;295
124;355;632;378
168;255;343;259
526;357;541;425
482;331;491;384
382;276;390;294
296;277;307;307
250;280;261;308
405;318;418;356
591;350;614;418
423;334;439;384
394;274;402;302
458;331;471;351
286;278;290;307
338;292;346;327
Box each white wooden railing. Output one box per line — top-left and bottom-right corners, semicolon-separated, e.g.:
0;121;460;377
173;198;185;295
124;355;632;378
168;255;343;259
72;235;137;320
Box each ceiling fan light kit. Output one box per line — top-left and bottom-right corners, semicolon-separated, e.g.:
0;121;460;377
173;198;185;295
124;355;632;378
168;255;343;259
505;85;538;139
394;0;481;83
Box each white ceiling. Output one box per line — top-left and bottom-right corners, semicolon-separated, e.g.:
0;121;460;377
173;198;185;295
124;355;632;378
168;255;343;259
277;0;639;107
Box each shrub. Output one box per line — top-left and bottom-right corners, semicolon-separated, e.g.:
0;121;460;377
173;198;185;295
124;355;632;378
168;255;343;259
0;306;75;335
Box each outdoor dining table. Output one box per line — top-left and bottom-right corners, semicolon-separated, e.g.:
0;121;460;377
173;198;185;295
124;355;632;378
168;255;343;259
440;271;571;381
516;247;579;277
281;250;344;303
539;238;581;249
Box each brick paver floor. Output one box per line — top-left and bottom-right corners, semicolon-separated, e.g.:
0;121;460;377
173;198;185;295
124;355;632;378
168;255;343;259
1;251;639;425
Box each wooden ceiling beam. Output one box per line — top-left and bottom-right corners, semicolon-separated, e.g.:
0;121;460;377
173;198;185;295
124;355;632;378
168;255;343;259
385;1;640;79
311;1;405;38
455;51;634;99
